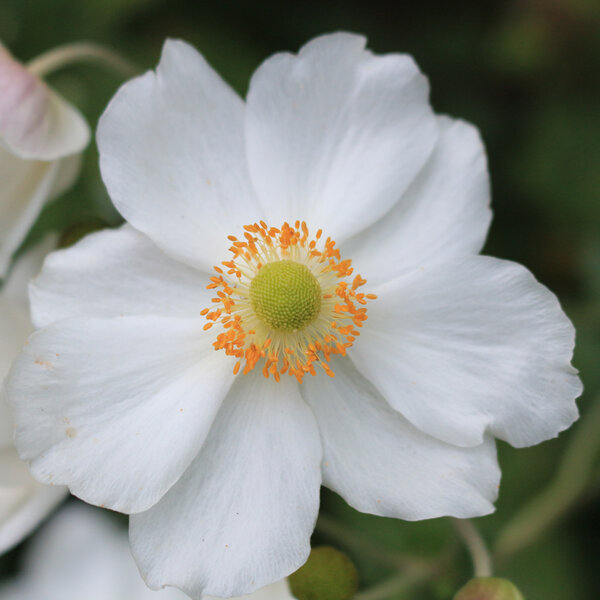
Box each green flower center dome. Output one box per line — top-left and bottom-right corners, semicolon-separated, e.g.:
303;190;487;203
250;260;322;332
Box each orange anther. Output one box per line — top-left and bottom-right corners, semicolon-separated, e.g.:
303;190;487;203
201;220;374;382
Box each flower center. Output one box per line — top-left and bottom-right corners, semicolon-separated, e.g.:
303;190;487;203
202;221;376;383
250;260;322;332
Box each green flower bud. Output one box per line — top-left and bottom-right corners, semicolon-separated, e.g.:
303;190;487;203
59;218;108;248
454;577;525;600
288;546;358;600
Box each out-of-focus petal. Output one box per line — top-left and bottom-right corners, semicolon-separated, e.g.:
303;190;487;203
0;45;89;160
0;448;66;555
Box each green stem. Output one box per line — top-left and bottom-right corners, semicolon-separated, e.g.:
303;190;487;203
27;42;138;78
353;570;427;600
352;544;456;600
453;518;492;577
316;513;429;572
494;395;600;563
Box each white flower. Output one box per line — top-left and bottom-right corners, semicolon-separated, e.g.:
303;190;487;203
0;237;66;554
0;501;293;600
0;42;89;279
5;33;582;598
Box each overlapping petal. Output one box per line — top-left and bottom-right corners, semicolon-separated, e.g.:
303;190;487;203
130;373;321;598
30;225;213;328
1;239;67;554
245;32;438;242
0;151;57;279
0;45;89;161
97;39;262;272
341;116;491;286
351;256;581;447
7;317;235;513
303;358;499;519
0;147;81;280
1;233;58;310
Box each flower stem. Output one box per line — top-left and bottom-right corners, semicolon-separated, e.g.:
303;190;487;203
316;513;429;572
352;543;456;600
494;394;600;563
27;42;138;78
316;514;461;599
353;570;426;600
453;518;492;577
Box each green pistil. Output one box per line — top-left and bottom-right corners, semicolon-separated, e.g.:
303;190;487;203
250;260;322;332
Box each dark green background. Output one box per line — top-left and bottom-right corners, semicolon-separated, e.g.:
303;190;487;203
1;0;599;598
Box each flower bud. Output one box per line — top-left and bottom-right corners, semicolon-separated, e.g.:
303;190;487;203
288;546;358;600
454;577;525;600
0;43;89;277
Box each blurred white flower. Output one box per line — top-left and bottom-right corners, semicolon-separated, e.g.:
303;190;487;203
0;236;66;554
0;42;89;279
0;502;294;600
5;33;582;598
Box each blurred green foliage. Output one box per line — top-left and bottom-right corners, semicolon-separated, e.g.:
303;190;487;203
1;0;599;598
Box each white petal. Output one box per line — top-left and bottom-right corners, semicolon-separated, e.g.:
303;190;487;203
0;46;89;160
2;233;58;310
352;257;582;447
97;39;262;272
0;297;30;449
0;296;29;383
0;150;59;279
18;504;133;598
303;358;499;519
2;236;57;448
6;316;235;513
342;116;492;286
1;503;188;599
0;447;67;555
0;148;80;280
245;32;438;241
203;580;296;600
30;226;213;328
0;292;66;557
47;152;82;198
0;398;14;451
130;372;321;598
